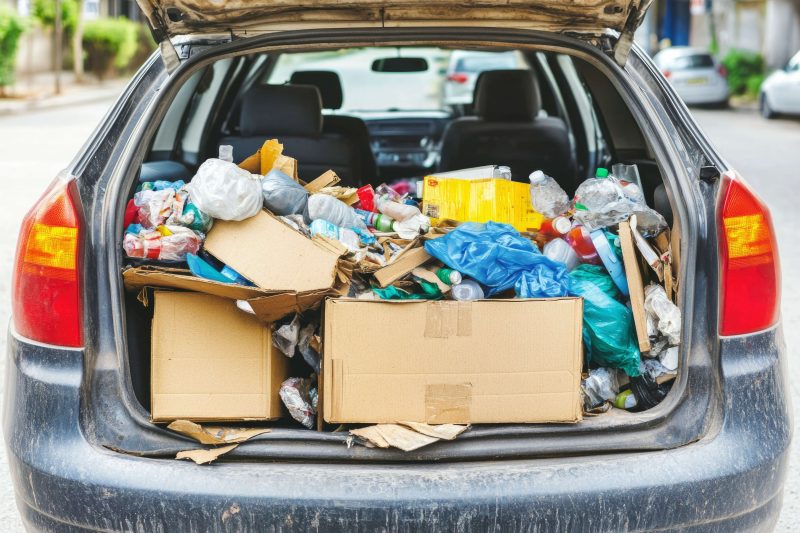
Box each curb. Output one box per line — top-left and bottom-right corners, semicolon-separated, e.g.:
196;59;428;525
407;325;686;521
0;85;125;117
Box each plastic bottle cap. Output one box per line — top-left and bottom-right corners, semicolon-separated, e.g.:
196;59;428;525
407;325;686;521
552;217;571;235
595;168;609;178
529;170;546;185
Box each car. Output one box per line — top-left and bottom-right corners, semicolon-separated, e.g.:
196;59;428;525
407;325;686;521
760;50;800;118
653;47;730;106
5;0;790;531
442;50;521;107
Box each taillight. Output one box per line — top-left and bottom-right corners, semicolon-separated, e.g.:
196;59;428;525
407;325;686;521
12;174;83;347
447;73;468;84
718;170;780;336
718;65;728;78
662;69;672;79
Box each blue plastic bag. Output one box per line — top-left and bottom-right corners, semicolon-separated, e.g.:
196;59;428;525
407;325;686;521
569;265;641;376
424;221;570;297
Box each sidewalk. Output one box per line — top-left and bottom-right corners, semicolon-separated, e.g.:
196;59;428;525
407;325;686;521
0;71;128;116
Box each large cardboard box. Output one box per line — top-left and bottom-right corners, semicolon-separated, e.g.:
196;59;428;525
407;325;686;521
323;298;583;424
150;291;289;423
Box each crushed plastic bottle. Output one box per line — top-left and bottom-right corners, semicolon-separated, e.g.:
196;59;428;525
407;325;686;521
582;367;621;409
528;170;570;218
309;219;362;252
376;196;421;222
306;193;368;231
260;168;309;216
544;237;579;271
450;279;485;301
573;168;624;211
644;284;681;345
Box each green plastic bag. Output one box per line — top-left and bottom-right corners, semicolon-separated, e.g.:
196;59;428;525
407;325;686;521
569;265;641;376
372;279;443;300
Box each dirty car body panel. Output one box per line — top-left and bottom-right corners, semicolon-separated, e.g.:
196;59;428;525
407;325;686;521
3;4;790;532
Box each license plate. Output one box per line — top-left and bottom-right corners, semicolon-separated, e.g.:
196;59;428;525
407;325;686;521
686;77;708;85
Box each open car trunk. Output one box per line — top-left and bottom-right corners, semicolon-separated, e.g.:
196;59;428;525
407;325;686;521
105;28;707;463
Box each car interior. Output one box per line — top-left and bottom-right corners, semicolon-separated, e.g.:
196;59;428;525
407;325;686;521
129;45;675;412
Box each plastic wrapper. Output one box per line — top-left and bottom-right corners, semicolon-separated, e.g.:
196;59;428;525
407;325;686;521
306;193;368;231
569;265;641;376
582;367;621;410
273;314;301;357
424;221;570;298
260;168;309;216
644;284;681;345
134;188;178;228
279;378;316;429
660;346;679;371
279;214;311;237
187;159;263;221
528;170;570;218
393;214;431;240
297;323;321;375
123;225;202;262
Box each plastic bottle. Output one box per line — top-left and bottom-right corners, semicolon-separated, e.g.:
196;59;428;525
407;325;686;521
566;226;602;265
582;368;620;409
306;193;368;231
218;145;234;163
435;267;462;285
309;219;361;251
528;170;570;218
543;238;579;271
573;168;625;211
450;279;485;301
354;208;396;232
376;196;421;222
537;216;572;242
614;389;637;410
123;226;201;261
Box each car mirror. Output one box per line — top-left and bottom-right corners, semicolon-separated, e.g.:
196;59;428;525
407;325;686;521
371;57;429;73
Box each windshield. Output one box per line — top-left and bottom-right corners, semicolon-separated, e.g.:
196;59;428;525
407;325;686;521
267;47;528;113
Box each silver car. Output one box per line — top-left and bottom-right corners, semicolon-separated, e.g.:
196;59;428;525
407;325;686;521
442;50;521;107
760;50;800;118
653;47;729;106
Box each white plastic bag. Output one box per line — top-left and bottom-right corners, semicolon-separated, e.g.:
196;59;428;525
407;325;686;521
187;159;262;221
644;284;681;345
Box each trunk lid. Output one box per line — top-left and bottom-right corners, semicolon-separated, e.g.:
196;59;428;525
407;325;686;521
137;0;652;65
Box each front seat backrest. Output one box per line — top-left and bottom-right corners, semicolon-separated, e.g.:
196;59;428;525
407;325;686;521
290;70;378;182
438;69;576;186
220;84;363;185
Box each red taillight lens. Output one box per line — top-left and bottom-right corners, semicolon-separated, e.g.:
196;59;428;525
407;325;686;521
447;73;469;84
662;69;672;79
718;171;780;336
12;174;83;347
718;65;728;77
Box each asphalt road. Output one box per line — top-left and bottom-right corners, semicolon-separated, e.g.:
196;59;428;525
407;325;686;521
0;101;797;531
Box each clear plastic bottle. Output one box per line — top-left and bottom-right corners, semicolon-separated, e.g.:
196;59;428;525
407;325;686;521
450;279;485;301
309;219;362;252
354;208;395;232
306;193;368;231
528;170;570;218
543;238;579;271
376;196;421;222
582;368;621;409
565;226;602;265
573;168;625;211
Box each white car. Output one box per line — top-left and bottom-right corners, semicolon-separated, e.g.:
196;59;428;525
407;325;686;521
442;50;521;107
653;47;729;106
760;50;800;118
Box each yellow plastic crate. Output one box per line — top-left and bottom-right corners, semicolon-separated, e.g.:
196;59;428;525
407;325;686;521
422;176;544;232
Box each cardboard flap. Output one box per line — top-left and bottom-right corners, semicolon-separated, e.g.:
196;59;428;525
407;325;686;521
373;246;432;287
204;210;346;293
123;266;268;300
619;221;651;353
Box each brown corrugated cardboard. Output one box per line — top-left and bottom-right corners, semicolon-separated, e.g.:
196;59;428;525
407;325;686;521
123;266;336;323
372;246;432;287
619;221;651;353
204;210;348;293
323;298;583;424
151;291;288;423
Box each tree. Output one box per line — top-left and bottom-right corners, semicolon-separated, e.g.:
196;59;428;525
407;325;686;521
72;0;84;81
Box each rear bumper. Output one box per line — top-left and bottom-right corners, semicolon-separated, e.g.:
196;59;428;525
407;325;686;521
4;328;791;532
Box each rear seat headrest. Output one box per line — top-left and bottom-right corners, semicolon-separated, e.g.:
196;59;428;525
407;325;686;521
240;84;323;137
473;69;541;122
289;70;343;110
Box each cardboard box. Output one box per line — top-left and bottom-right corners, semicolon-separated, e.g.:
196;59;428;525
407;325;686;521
150;291;289;423
204;210;351;293
323;298;583;424
422;174;544;233
123;266;335;323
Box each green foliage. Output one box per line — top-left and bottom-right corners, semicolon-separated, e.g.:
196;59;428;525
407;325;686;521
722;49;765;97
31;0;78;35
83;17;138;78
0;6;26;88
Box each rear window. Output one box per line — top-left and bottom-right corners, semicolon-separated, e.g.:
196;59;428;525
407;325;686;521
667;54;714;70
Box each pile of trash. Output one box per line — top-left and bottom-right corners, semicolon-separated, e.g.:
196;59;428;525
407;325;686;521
122;139;680;460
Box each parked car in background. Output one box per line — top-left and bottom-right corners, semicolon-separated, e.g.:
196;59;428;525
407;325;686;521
760;50;800;119
442;50;521;107
653;47;729;107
